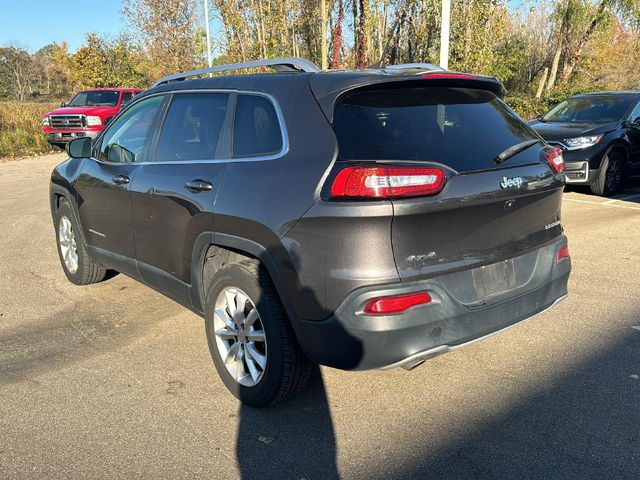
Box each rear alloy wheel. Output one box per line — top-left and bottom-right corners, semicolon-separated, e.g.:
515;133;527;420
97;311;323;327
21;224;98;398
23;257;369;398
205;261;313;407
213;287;268;387
591;151;624;196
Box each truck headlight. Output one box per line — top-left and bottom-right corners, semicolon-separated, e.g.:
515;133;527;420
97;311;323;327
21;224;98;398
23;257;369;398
86;116;102;126
42;116;49;126
562;135;603;150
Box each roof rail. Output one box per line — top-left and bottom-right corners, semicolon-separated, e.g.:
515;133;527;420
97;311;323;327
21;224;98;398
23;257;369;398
383;63;444;73
152;57;321;87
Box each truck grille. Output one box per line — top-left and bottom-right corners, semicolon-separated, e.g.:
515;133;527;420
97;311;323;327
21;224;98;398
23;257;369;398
49;115;85;130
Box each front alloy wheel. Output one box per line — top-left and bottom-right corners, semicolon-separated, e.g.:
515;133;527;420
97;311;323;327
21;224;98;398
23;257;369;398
604;157;623;193
213;287;268;387
58;215;79;274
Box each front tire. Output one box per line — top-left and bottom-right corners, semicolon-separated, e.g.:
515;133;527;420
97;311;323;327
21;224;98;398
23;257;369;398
590;151;624;196
204;260;313;407
54;200;107;285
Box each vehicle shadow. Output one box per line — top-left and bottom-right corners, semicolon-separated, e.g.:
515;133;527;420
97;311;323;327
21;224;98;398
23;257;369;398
232;255;349;479
388;329;640;479
236;366;339;480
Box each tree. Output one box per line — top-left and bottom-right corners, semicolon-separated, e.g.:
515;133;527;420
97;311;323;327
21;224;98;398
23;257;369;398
0;46;35;101
35;42;75;98
559;0;640;83
71;34;148;88
331;0;344;68
123;0;202;80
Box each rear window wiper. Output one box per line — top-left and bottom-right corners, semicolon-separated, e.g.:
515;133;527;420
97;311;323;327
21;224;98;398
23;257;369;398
495;139;541;164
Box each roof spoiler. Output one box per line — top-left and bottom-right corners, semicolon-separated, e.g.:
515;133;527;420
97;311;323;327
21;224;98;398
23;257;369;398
310;73;506;123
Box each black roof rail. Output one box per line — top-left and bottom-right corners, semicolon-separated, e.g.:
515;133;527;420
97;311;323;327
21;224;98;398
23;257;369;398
152;57;321;87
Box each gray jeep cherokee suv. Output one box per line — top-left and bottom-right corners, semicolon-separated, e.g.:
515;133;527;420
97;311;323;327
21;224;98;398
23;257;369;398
50;58;571;406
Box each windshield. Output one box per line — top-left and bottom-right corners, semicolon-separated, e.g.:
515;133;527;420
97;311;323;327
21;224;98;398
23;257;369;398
333;87;540;172
67;90;120;107
542;97;633;123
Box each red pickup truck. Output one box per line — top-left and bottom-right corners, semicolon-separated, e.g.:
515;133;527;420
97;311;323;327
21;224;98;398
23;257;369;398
42;87;144;147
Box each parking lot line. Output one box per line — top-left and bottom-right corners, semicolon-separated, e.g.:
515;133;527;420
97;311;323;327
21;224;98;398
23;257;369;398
602;193;640;204
563;197;640;210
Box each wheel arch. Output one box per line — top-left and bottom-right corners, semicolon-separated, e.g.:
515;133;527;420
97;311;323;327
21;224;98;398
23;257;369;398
50;185;88;245
600;140;631;169
191;233;301;334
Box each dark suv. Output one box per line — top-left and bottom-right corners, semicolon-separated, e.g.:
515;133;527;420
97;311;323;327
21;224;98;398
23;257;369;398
50;58;571;406
529;92;640;196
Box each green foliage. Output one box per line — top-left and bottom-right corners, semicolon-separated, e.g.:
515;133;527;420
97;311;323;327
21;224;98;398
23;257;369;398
71;34;148;88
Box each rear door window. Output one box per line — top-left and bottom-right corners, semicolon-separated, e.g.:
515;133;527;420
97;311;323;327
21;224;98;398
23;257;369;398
155;93;229;162
232;94;283;158
333;87;540;172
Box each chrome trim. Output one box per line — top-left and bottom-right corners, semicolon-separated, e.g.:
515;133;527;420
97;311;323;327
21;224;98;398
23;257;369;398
152;57;320;87
564;161;590;183
49;114;85;130
89;89;289;166
379;294;568;371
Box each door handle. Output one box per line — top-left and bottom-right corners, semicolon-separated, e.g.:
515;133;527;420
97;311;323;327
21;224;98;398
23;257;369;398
112;175;130;185
184;180;213;193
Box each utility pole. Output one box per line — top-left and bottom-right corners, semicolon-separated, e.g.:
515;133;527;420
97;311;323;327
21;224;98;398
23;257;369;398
439;0;450;70
320;0;328;69
204;0;213;69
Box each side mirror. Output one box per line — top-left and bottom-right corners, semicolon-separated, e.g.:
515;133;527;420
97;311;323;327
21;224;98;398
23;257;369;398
106;143;136;163
66;137;92;158
60;102;66;108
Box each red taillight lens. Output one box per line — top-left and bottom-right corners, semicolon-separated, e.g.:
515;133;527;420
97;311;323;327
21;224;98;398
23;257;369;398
330;166;446;199
544;147;565;174
422;73;476;80
363;292;432;315
557;245;570;261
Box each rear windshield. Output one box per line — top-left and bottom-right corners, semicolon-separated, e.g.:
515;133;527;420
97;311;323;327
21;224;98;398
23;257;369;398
333;87;539;172
541;96;634;123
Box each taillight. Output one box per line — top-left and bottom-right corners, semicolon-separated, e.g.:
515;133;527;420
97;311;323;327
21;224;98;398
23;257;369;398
543;147;565;174
363;292;432;315
330;166;446;199
557;245;570;261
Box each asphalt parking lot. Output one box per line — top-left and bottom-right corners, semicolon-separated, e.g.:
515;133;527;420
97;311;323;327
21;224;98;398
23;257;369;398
1;153;639;479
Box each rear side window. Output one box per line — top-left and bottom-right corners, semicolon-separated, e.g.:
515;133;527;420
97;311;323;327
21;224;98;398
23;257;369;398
121;92;134;105
333;87;539;172
155;93;229;162
233;94;283;158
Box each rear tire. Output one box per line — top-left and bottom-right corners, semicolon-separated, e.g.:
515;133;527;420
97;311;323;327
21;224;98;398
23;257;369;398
590;151;624;196
204;260;313;407
54;200;107;285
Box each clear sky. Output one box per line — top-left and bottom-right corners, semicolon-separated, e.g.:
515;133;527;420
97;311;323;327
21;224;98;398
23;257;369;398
1;0;529;54
0;0;126;52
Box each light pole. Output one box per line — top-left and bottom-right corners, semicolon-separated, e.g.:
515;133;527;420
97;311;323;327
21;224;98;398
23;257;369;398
204;0;212;69
439;0;450;70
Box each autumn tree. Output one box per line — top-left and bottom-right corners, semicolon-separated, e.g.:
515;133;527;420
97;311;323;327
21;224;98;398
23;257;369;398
71;34;148;88
0;46;35;101
123;0;203;80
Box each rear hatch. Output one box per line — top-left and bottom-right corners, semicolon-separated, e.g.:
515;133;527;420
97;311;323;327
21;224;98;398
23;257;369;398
330;82;565;292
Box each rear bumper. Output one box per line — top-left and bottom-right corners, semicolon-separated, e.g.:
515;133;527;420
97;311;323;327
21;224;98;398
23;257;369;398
296;237;570;370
